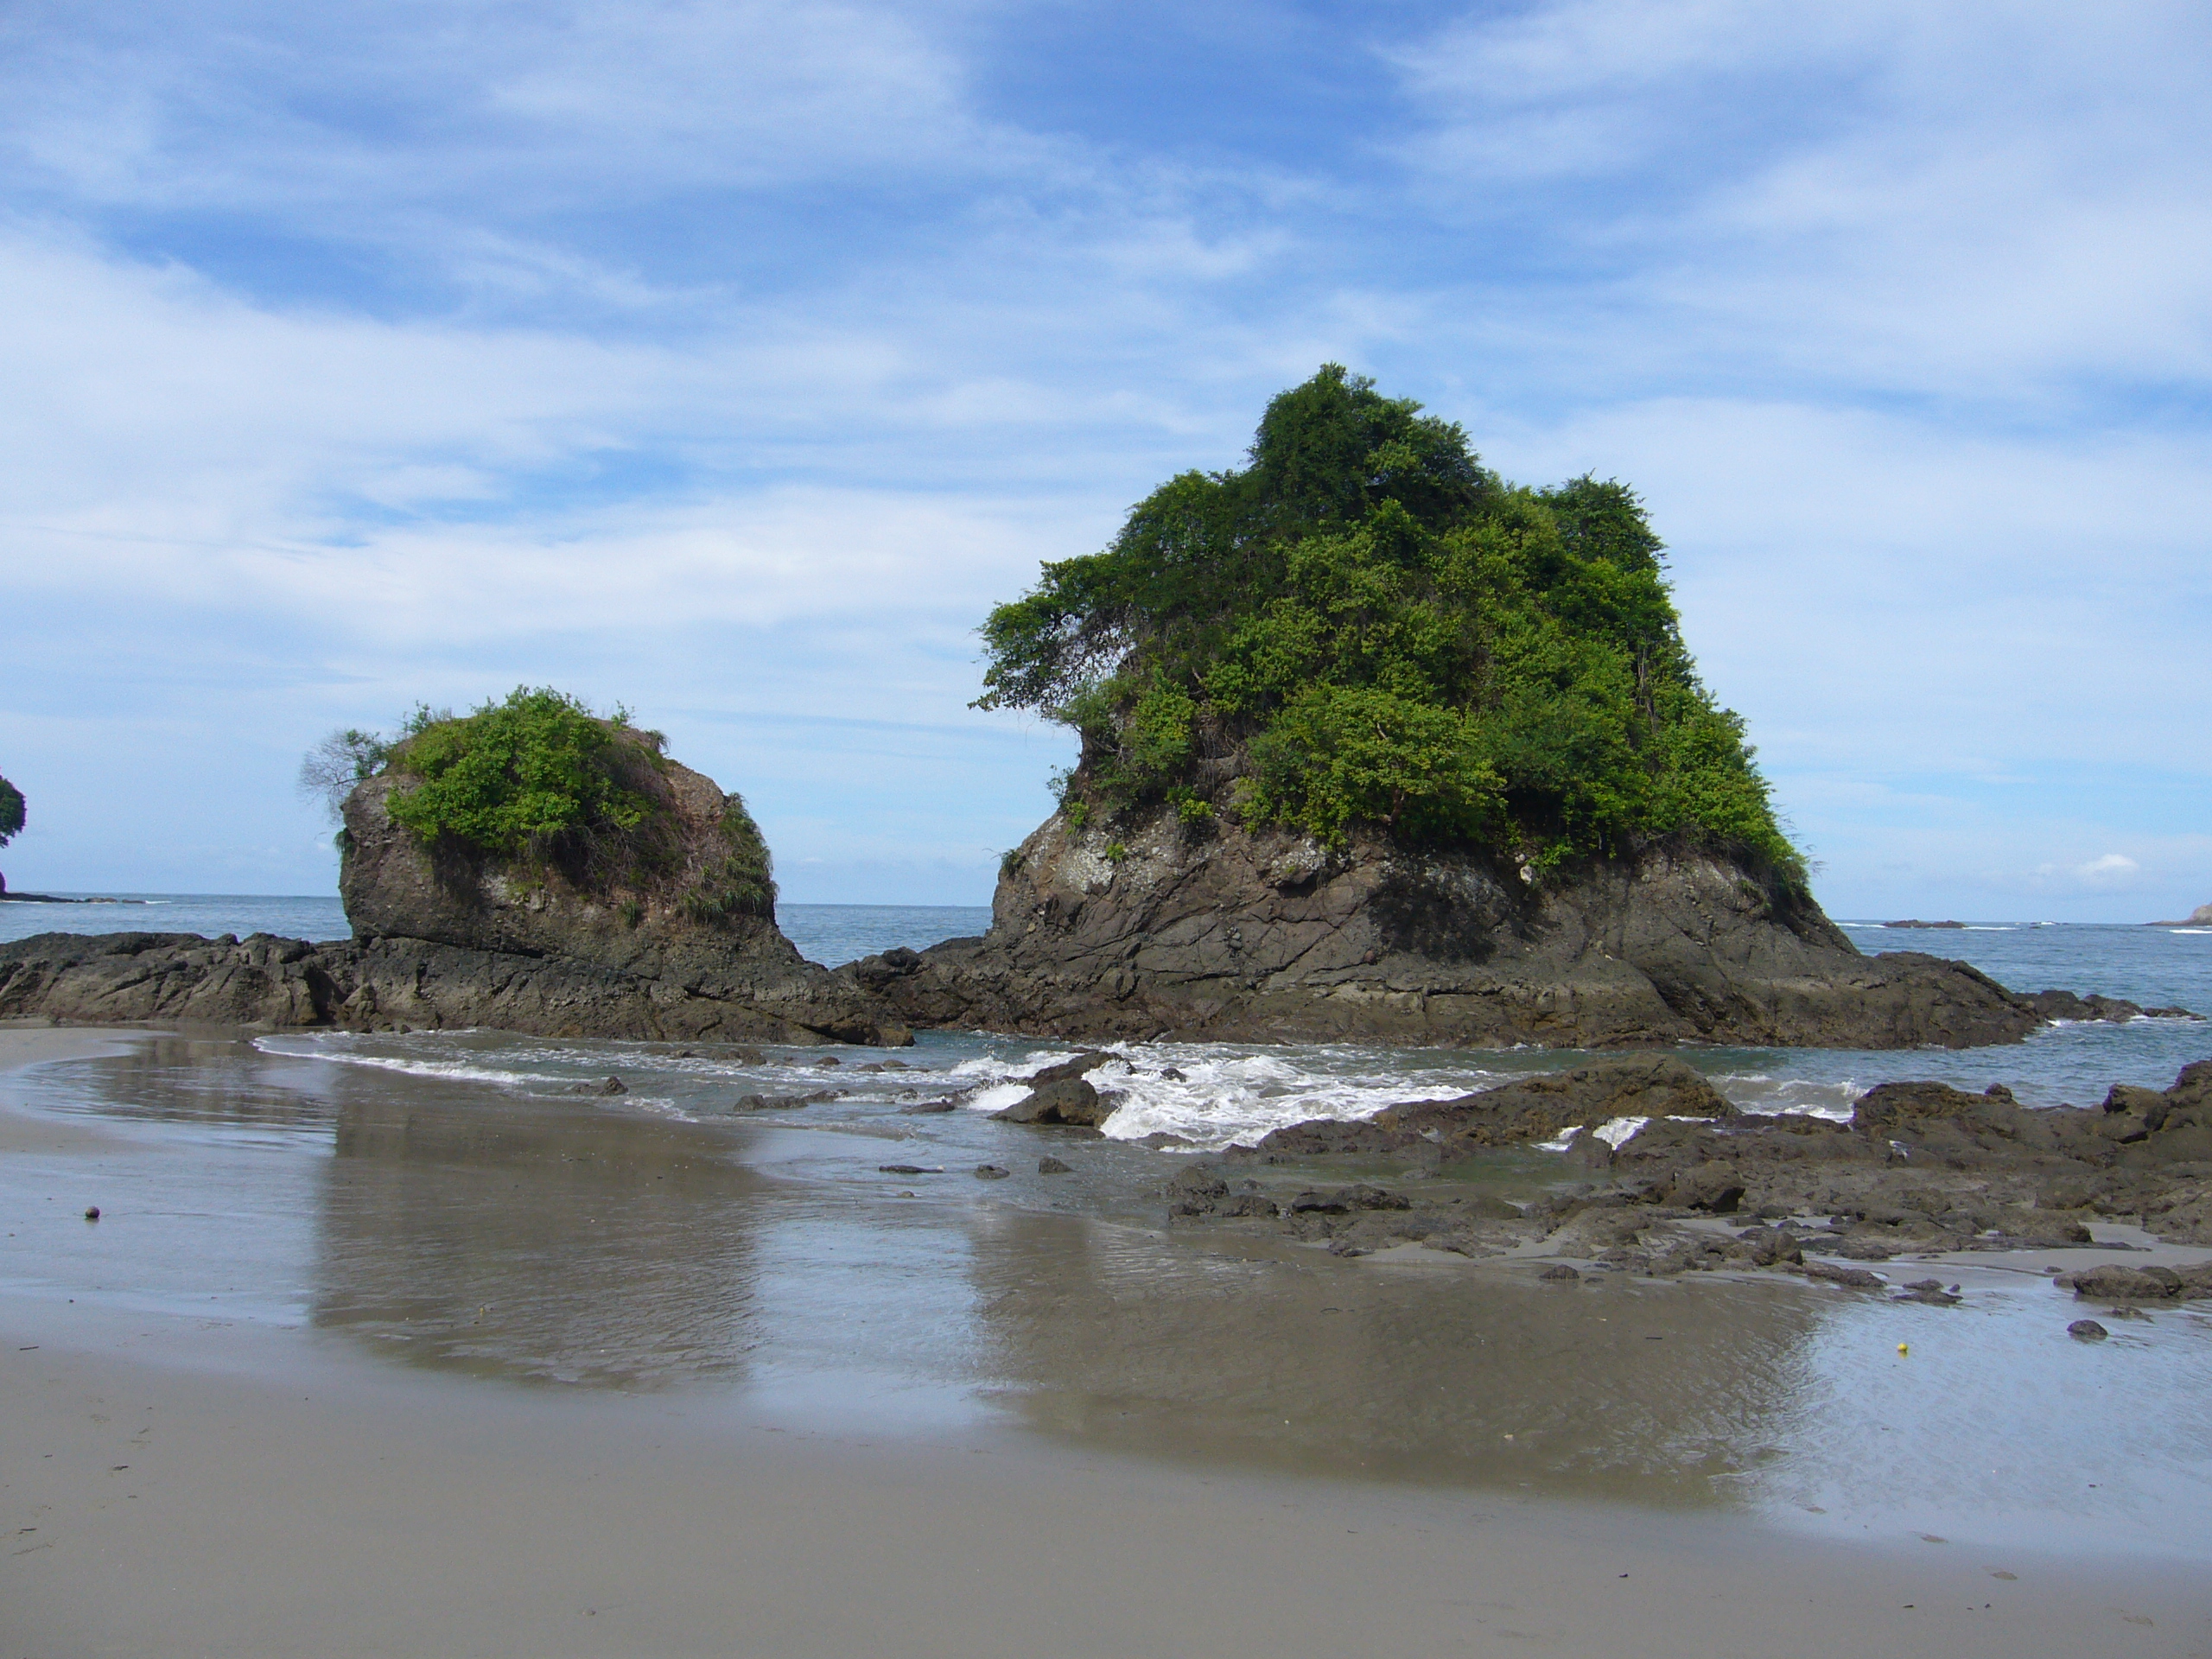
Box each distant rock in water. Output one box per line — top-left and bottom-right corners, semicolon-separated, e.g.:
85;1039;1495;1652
1882;918;1966;929
2148;902;2212;926
842;804;2056;1051
0;711;909;1046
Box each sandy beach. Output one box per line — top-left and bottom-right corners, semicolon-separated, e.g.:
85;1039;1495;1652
4;1024;2209;1656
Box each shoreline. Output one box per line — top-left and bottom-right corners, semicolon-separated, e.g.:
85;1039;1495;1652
5;1286;2204;1658
5;1025;2211;1656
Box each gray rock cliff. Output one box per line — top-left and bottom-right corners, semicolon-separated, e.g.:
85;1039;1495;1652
843;803;2046;1049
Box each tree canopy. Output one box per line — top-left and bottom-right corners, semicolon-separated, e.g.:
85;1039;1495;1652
976;365;1802;882
0;773;22;850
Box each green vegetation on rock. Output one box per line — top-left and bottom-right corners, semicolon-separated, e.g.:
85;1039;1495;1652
0;772;23;850
976;365;1802;883
384;688;655;856
308;687;776;918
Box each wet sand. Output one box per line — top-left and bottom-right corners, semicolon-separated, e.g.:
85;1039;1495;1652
3;1026;2209;1656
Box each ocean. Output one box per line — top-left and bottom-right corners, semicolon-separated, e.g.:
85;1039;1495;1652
3;899;2209;1554
3;895;2204;1141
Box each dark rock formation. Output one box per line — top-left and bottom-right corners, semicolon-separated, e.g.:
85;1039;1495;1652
844;804;2049;1050
0;929;907;1045
2025;988;2198;1022
1179;1061;2212;1261
2147;903;2212;926
993;1077;1113;1128
1245;1057;1731;1162
0;746;911;1045
1882;918;1965;929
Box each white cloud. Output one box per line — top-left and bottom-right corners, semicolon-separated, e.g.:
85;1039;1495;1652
1;0;2209;912
2076;852;2142;884
1395;1;2212;396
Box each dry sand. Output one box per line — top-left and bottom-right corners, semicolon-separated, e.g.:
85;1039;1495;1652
3;1026;2207;1656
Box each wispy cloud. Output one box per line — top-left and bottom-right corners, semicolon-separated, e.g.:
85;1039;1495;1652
0;0;2206;917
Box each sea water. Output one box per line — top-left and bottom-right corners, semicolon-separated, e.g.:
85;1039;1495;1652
5;898;2206;1139
4;904;2210;1548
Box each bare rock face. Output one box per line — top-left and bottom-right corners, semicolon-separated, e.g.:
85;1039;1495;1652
842;804;2041;1050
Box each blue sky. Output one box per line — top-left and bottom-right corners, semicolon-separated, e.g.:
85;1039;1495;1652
2;0;2207;919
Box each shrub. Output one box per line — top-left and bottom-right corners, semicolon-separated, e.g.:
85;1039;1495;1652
0;773;22;850
974;366;1803;884
384;688;654;857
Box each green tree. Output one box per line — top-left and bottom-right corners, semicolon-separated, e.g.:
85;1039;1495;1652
975;366;1802;883
0;772;23;850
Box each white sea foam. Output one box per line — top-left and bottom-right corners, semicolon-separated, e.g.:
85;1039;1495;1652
1591;1115;1649;1148
931;1041;1494;1150
918;1039;1874;1151
255;1035;545;1090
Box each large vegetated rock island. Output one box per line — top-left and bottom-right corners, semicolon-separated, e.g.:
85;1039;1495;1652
0;692;910;1046
845;367;2114;1050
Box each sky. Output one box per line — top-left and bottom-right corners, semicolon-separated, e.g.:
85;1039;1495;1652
2;0;2207;920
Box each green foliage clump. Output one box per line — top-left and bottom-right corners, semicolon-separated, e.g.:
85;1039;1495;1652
680;798;777;923
0;772;23;850
385;688;655;857
976;365;1802;883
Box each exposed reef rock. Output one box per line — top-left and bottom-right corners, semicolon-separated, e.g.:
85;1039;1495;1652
2149;902;2212;926
0;742;910;1045
1245;1057;1732;1162
1167;1062;2212;1269
843;804;2068;1050
0;928;906;1045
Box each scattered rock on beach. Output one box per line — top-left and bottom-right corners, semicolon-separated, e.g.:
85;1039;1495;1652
734;1090;837;1110
579;1076;626;1096
974;1164;1010;1180
2056;1263;2209;1302
1038;1156;1071;1174
1027;1051;1114;1087
1165;1163;1280;1220
1893;1278;1961;1306
2068;1319;2109;1340
1539;1264;1581;1282
1800;1262;1885;1289
994;1077;1114;1128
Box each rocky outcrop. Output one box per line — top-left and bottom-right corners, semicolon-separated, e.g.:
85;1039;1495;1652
2149;903;2212;926
842;804;2051;1050
1171;1063;2212;1264
0;929;907;1045
1247;1058;1731;1161
2024;988;2198;1022
0;742;912;1045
